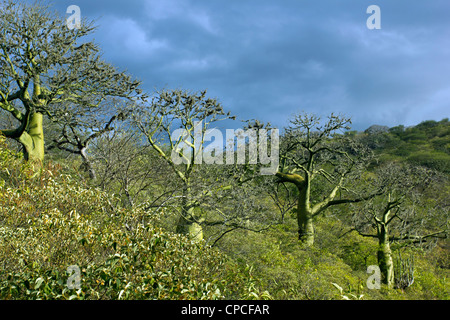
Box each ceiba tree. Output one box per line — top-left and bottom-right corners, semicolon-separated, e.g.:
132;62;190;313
133;89;275;242
276;113;374;246
349;163;449;287
0;0;142;166
133;89;235;241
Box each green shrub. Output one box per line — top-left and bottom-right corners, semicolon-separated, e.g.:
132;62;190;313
0;136;267;300
407;152;450;173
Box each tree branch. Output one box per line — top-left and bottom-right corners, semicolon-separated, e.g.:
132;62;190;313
275;171;305;187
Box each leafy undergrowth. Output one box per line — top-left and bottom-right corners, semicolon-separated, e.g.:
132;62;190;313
1;134;448;300
0;136;269;300
216;215;449;300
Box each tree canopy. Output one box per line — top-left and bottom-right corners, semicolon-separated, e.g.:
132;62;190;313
0;0;143;165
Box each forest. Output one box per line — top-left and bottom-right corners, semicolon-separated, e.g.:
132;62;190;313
0;1;448;300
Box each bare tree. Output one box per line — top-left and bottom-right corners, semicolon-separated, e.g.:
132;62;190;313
47;99;130;179
348;163;449;287
91;122;171;209
0;0;142;167
132;89;235;241
275;112;375;246
132;89;279;242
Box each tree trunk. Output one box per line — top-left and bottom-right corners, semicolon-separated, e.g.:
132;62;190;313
176;216;203;241
176;206;203;242
377;225;394;287
18;112;45;167
176;185;203;242
80;147;96;179
297;186;314;246
298;208;314;246
274;172;315;246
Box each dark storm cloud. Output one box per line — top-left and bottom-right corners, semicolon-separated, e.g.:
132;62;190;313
30;1;450;129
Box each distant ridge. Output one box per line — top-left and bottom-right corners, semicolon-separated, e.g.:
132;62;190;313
364;124;389;134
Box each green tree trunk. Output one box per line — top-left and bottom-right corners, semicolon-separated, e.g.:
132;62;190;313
176;185;203;242
297;207;314;247
18;112;45;166
296;185;313;246
377;225;394;287
176;215;203;241
275;172;315;246
297;177;315;246
176;206;203;242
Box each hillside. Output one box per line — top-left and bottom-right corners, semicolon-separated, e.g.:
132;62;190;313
214;118;449;299
0;135;269;300
361;118;450;173
0;0;448;305
0;119;448;300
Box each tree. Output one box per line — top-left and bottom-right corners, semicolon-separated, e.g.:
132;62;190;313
133;89;277;242
265;177;298;224
46;98;130;180
132;89;235;241
348;163;449;287
275;113;374;246
90;121;171;209
0;0;142;166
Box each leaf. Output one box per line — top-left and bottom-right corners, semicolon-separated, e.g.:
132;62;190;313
35;277;44;290
248;292;259;299
331;282;343;294
78;237;87;246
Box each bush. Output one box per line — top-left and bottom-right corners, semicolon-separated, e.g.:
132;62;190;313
0;136;267;300
216;217;367;300
407;152;450;173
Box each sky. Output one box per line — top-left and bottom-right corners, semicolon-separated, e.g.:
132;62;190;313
33;0;450;130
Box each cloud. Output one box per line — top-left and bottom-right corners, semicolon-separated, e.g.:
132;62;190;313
99;17;167;58
23;0;450;130
144;0;217;34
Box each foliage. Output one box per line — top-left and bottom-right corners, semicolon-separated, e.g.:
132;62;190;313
363;118;450;173
0;0;448;301
2;111;449;300
0;135;268;300
216;211;449;300
0;0;143;163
